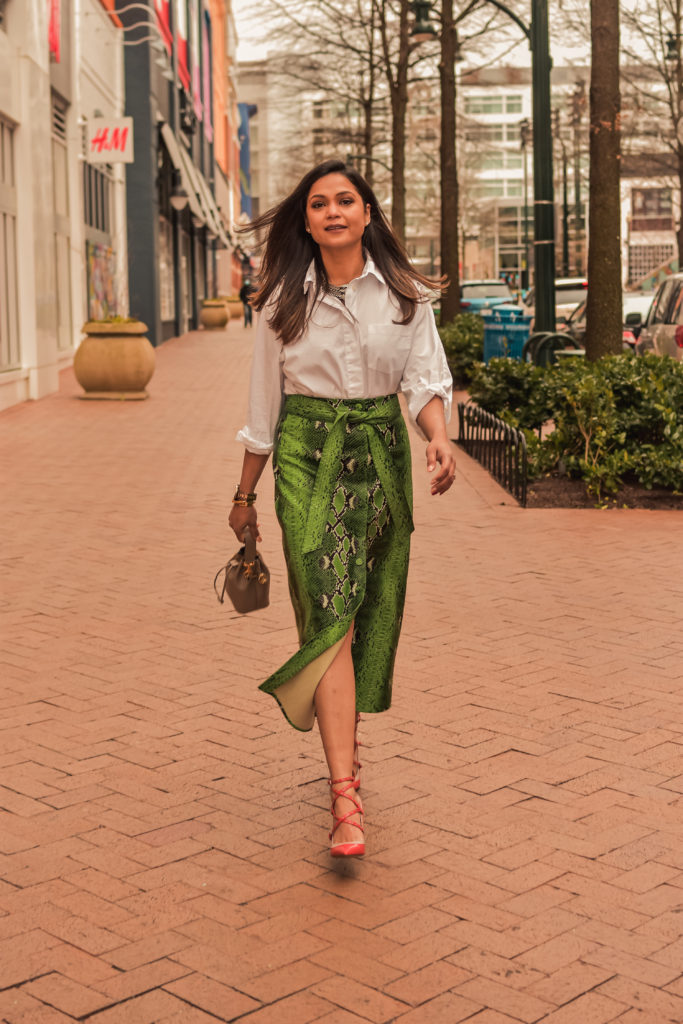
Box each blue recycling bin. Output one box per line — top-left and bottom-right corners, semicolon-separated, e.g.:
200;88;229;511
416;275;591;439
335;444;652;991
482;307;532;363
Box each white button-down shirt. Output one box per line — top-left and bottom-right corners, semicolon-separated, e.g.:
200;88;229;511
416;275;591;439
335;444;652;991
236;258;452;454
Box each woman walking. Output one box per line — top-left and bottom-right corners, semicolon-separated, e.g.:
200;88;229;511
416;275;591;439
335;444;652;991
230;159;455;858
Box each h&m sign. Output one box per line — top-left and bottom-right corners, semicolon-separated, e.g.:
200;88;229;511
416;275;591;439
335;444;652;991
87;118;134;164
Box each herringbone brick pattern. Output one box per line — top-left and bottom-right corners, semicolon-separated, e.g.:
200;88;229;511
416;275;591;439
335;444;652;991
1;323;682;1023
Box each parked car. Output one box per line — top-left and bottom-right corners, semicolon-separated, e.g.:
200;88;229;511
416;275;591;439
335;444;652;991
562;291;654;350
498;277;588;327
459;279;515;312
636;274;683;361
522;277;588;323
622;292;656;346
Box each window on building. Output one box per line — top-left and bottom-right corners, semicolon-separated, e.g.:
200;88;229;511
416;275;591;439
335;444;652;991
465;96;503;115
631;188;673;232
505;153;523;170
506;95;523;113
476;182;505;198
499;225;520;246
83;163;112;234
465;124;504;143
0;118;19;370
478;154;504;171
506;181;523;197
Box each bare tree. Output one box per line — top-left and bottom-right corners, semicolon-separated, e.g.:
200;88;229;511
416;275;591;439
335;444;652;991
251;0;389;187
375;0;426;240
439;0;461;320
585;0;622;359
621;0;683;266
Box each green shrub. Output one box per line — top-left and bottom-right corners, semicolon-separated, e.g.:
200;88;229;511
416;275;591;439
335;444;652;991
438;314;484;387
468;357;553;431
465;353;683;501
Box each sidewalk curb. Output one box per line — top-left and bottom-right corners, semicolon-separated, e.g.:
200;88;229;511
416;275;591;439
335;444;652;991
451;440;521;510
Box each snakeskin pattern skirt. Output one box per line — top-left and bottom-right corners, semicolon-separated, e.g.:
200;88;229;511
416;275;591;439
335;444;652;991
260;394;414;731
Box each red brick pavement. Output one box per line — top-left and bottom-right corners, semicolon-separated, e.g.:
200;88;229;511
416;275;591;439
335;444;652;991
1;323;682;1023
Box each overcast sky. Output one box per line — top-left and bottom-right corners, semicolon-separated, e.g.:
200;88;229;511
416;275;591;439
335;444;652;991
232;1;638;69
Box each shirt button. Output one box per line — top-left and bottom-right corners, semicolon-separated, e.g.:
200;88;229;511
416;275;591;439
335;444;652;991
354;403;363;410
356;557;363;565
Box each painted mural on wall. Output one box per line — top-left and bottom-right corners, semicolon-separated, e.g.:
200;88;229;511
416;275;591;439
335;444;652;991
86;241;117;320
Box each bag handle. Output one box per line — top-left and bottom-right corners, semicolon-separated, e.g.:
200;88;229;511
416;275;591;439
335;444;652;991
213;565;228;604
243;525;257;562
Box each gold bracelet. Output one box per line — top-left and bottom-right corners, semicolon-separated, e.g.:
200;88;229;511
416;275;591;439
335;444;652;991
233;485;257;505
232;498;255;508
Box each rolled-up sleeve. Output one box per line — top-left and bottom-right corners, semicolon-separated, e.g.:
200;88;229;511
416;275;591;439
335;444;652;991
235;310;285;454
400;299;452;431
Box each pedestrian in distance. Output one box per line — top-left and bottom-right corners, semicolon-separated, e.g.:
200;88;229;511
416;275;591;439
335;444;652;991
239;278;255;327
230;158;455;859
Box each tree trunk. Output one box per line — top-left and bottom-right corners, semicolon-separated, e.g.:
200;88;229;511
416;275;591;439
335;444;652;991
585;0;622;361
363;100;374;187
439;0;460;324
678;144;683;268
364;1;376;188
675;0;683;269
390;0;410;241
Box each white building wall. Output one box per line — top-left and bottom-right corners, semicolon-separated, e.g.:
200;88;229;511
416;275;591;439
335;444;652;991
0;0;58;409
0;0;126;412
621;176;678;287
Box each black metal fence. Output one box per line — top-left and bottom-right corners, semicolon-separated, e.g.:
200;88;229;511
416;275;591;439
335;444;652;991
457;402;528;507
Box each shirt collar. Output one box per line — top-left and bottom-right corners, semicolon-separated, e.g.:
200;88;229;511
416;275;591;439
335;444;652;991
303;254;386;293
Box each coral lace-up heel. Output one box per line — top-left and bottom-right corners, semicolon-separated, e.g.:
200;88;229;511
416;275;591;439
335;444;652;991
353;713;362;790
329;776;365;858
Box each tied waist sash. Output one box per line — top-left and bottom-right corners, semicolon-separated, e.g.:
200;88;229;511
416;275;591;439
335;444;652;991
281;394;415;554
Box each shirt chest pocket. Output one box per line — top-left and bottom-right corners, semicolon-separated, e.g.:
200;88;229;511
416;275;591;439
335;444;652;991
363;324;412;374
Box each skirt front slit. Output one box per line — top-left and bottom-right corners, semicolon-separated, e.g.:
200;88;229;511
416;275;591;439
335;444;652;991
260;394;414;731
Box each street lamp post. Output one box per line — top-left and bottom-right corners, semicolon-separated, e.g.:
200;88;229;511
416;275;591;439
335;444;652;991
467;0;555;330
519;117;531;290
529;0;555;331
553;109;570;277
569;80;586;276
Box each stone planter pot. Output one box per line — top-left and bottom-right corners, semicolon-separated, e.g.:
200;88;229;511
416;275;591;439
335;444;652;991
200;301;229;330
74;321;155;400
226;299;244;322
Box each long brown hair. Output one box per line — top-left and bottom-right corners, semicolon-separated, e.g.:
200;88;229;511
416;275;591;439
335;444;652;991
244;159;441;346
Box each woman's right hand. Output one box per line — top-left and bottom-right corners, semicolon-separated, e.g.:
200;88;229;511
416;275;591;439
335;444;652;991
228;503;262;543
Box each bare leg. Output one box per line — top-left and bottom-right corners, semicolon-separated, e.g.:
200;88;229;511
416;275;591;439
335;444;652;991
314;624;363;846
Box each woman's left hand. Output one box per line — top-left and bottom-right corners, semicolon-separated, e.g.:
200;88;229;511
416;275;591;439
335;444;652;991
426;436;457;495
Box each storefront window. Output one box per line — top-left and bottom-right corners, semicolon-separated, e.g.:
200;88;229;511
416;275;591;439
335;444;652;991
159;216;175;321
82;152;116;322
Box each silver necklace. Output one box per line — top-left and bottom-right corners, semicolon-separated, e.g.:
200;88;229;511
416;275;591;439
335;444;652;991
327;283;347;304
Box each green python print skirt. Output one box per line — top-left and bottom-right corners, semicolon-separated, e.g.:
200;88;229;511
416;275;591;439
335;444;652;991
260;394;414;731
